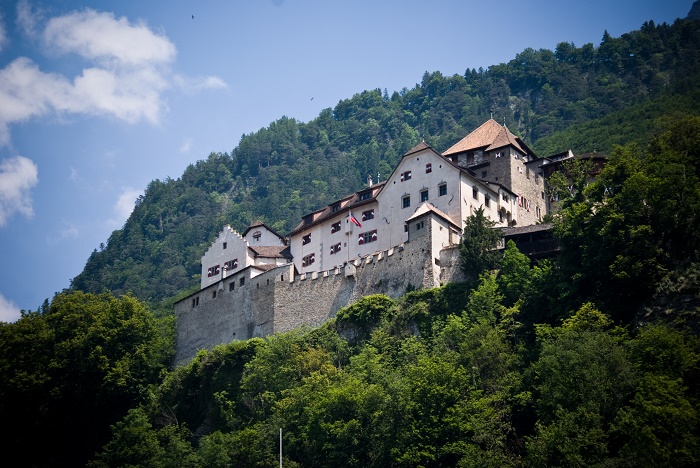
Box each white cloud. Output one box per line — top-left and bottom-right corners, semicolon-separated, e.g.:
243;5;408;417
107;186;142;227
0;7;178;146
16;0;40;38
0;155;39;227
180;137;193;153
43;9;176;67
0;13;7;52
69;167;80;182
46;220;79;245
0;292;22;323
173;74;228;94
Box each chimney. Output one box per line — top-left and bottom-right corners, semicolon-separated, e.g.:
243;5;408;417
367;174;373;187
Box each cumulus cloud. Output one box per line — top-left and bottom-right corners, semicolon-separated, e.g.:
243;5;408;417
0;292;22;323
173;74;228;94
0;6;225;146
107;186;142;227
0;155;39;227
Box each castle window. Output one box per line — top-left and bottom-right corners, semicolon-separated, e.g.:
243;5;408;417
229;282;235;291
473;187;478;200
207;265;221;277
191;296;199;308
223;242;227;249
331;203;340;213
253;231;261;241
426;163;432;173
400;171;412;182
404;224;408;232
499;211;503;223
526;168;530;179
416;221;425;230
481;171;487;178
485;195;490;208
359;191;371;201
213;290;218;299
330;243;341;255
225;259;238;271
302;234;311;245
302;253;315;267
362;209;374;221
502;193;509;203
402;195;410;209
439;183;447;196
240;277;245;286
536;205;541;219
331;221;341;234
420;190;429;202
358;230;378;244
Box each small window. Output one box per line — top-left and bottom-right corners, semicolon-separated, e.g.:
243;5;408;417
225;259;238;271
481;171;487;178
502;193;509;203
222;242;227;249
359;191;372;201
302;234;311;245
362;209;374;221
401;171;412;182
415;221;425;230
439;184;447;196
331;221;341;234
358;230;378;244
426;163;432;173
473;187;478;200
207;265;221;277
402;195;411;209
420;190;429;202
229;282;235;291
302;253;315;267
330;243;341;255
536;205;541;219
240;277;245;286
485;195;490;208
526;168;530;179
253;231;261;241
331;203;340;213
499;211;503;223
404;224;408;233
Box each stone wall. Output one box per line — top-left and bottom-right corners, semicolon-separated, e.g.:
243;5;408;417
174;232;455;366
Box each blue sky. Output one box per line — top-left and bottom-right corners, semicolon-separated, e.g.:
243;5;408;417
0;0;694;321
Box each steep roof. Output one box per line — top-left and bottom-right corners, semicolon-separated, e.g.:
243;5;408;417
242;220;286;242
248;245;292;259
443;119;533;157
403;141;434;157
406;202;460;229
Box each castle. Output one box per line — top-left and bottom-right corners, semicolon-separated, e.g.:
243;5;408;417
174;119;556;366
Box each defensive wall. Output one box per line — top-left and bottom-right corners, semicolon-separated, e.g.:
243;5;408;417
174;229;465;366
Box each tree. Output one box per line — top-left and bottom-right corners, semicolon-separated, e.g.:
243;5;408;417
460;207;503;282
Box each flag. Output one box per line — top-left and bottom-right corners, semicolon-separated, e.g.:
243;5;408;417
349;211;362;228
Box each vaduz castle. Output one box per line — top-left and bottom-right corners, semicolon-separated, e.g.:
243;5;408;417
174;119;566;365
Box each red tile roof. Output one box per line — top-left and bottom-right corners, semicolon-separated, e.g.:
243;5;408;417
443;119;530;156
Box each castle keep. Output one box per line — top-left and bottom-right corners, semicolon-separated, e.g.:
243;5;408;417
174;119;559;366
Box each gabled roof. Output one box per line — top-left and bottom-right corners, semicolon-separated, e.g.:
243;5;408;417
288;181;386;236
242;220;286;243
406;202;460;229
248;245;293;259
443;119;535;157
403;141;434;157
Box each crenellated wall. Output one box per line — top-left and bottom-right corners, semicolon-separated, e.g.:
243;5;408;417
174;232;462;366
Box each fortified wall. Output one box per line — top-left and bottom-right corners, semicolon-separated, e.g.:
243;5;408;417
174;228;464;366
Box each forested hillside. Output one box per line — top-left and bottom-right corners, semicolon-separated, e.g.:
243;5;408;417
2;14;698;467
70;17;700;307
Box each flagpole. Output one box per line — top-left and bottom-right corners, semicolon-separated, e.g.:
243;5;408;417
279;428;282;468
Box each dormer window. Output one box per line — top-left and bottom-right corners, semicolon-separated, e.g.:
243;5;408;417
359;191;371;201
331;203;340;213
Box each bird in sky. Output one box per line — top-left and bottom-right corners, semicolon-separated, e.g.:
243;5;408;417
192;14;195;19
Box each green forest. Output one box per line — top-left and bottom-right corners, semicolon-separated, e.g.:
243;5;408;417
2;14;700;468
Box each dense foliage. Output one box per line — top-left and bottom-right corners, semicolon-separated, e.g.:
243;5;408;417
0;292;172;467
3;13;700;467
69;17;700;307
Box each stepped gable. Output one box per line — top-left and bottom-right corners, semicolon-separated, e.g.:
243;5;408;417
443;119;535;157
202;225;243;257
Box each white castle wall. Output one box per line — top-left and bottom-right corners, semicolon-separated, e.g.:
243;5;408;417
174;229;463;367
